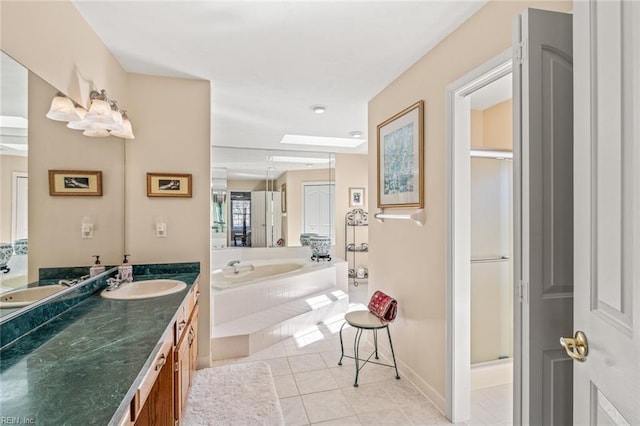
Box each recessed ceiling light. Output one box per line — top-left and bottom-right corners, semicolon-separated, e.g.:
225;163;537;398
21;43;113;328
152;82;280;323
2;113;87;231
280;134;366;148
349;131;364;138
310;104;327;114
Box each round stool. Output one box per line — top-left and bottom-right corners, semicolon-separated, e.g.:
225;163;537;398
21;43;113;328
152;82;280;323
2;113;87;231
338;310;400;387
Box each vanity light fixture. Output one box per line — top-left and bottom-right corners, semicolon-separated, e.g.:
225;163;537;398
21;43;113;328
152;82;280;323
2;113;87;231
46;89;134;139
85;90;113;124
310;104;327;114
46;92;84;122
109;111;135;139
83;128;110;138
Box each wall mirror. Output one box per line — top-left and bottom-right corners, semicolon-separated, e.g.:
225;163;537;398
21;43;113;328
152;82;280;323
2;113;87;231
0;50;126;319
211;146;335;249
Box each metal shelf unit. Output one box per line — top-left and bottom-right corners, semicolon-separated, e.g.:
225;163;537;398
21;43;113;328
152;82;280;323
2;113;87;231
345;209;369;287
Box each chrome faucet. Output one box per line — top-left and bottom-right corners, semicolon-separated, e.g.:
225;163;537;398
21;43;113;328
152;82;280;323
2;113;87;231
58;275;90;287
105;277;122;291
227;260;241;267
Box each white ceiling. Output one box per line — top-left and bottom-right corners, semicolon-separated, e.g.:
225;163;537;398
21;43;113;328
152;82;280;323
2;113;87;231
72;0;487;155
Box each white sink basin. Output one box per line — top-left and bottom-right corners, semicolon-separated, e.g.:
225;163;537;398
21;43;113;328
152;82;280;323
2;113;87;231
100;279;187;300
0;284;67;308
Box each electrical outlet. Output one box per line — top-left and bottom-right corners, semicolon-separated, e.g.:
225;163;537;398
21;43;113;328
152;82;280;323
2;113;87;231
82;223;94;239
156;222;167;238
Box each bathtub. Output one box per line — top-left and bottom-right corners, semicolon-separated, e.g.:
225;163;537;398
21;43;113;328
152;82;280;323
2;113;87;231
210;257;348;359
211;260;306;290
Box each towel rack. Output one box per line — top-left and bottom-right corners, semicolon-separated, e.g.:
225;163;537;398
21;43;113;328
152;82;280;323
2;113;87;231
374;209;424;226
470;256;510;263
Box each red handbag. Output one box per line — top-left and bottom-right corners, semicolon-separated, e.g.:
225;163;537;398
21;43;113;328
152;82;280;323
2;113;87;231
368;291;398;322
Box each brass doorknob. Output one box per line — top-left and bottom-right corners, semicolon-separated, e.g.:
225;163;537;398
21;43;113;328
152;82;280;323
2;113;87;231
560;330;588;362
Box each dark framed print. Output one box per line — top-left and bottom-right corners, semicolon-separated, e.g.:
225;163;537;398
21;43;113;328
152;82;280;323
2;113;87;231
147;172;192;198
48;170;102;196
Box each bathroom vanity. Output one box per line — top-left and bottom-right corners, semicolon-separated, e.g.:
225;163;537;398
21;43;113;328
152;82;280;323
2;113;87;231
0;263;200;426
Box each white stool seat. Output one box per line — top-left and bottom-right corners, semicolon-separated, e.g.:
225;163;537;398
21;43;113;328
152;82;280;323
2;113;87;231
344;310;387;329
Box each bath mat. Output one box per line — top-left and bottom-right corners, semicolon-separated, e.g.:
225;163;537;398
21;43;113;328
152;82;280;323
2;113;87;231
183;361;284;426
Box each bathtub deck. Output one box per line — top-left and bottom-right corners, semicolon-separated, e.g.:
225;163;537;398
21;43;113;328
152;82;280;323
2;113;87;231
212;286;348;360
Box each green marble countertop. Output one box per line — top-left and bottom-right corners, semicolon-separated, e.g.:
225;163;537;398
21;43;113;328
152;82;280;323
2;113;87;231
0;271;199;425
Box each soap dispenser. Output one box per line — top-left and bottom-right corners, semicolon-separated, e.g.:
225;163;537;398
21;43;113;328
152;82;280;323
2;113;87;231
118;254;133;283
89;255;105;277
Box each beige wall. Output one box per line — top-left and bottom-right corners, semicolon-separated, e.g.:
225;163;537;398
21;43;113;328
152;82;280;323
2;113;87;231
471;99;513;150
0;155;27;243
471;109;484;147
334;153;368;261
0;1;128;107
125;73;211;366
28;73;125;280
482;99;513;150
368;0;571;408
1;1;129;280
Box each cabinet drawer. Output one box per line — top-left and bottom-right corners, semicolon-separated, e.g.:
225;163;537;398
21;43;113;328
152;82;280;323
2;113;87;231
174;283;200;345
132;332;173;421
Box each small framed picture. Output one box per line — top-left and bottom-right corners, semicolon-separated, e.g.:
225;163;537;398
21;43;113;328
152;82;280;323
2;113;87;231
147;172;192;198
48;170;103;196
349;187;365;207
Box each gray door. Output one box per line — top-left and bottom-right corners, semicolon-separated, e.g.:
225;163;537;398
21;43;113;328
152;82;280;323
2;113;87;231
572;1;640;423
513;9;573;425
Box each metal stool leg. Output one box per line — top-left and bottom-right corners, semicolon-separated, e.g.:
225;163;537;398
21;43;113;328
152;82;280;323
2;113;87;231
353;327;363;387
373;329;379;359
338;321;347;366
386;325;400;379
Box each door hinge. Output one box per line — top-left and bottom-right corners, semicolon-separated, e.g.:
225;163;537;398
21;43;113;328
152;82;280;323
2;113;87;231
175;420;179;426
174;361;179;372
515;41;526;64
518;280;529;304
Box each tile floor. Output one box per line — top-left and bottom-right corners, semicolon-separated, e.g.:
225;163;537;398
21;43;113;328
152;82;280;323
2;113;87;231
213;285;512;425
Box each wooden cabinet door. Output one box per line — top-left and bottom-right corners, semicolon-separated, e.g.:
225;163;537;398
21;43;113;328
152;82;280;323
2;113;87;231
174;331;190;421
188;305;199;387
135;349;174;426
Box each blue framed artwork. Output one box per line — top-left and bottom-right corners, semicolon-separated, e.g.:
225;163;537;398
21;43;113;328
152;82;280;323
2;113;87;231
376;100;424;208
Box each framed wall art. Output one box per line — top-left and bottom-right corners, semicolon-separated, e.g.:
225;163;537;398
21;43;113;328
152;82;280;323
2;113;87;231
48;170;103;196
147;172;192;198
349;187;365;207
377;100;424;208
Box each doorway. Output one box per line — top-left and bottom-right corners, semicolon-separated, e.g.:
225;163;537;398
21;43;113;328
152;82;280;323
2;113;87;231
445;50;512;422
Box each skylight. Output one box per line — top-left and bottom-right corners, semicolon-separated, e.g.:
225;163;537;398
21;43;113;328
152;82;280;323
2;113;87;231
280;134;366;149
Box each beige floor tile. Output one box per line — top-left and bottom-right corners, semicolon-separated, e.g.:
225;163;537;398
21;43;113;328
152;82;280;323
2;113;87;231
294;369;339;394
301;389;356;423
356;406;412;425
341;381;400;415
280;396;310;426
401;402;449;425
264;357;293;376
288;353;328;373
275;374;300;398
311;416;361;425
